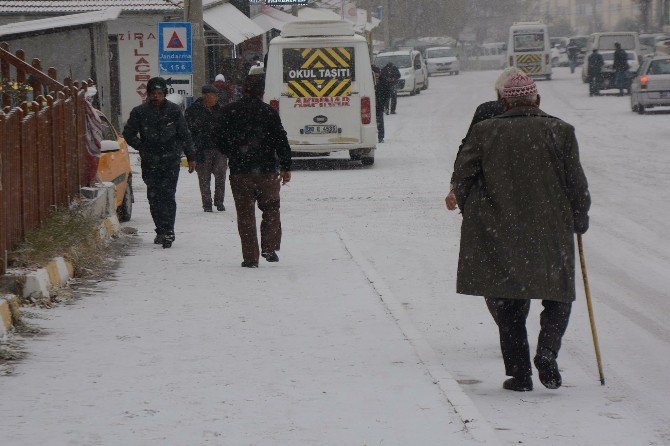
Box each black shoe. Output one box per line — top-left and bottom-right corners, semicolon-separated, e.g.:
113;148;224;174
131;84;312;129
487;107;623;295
534;349;562;389
154;234;165;245
378;139;384;143
162;232;175;249
216;204;225;211
204;207;213;212
241;261;258;268
391;111;396;114
503;376;533;392
261;251;279;262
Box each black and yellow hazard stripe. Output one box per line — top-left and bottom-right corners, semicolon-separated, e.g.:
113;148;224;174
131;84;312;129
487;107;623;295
286;47;353;98
515;53;543;74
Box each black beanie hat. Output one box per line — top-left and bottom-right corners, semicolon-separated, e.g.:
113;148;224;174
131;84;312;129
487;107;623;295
147;77;168;93
202;84;218;94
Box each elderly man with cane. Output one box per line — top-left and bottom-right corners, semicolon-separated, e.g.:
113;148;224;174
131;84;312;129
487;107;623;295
451;73;591;391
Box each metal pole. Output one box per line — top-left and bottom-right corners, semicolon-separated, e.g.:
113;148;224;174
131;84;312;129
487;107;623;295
184;0;206;93
577;234;606;386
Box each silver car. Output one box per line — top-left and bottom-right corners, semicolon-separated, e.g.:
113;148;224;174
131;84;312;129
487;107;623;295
630;56;670;114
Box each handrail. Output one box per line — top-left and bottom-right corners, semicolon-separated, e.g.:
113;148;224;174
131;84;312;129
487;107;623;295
0;42;65;91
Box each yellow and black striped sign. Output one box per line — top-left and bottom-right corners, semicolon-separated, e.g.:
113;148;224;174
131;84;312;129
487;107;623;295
515;53;543;74
283;47;355;98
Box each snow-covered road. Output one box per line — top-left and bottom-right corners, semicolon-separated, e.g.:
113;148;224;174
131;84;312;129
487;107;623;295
2;67;669;445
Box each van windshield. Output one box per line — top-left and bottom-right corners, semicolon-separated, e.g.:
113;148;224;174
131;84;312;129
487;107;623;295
598;35;636;50
514;33;545;52
374;55;411;68
426;48;456;58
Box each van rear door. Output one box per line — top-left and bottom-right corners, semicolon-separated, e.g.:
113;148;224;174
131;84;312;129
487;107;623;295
280;45;361;148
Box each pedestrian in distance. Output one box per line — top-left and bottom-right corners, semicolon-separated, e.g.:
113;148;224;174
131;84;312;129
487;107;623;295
613;42;630;96
185;84;228;212
566;41;580;74
213;74;235;106
372;65;386;143
445;66;525;211
122;76;195;249
587;48;604;96
451;73;591;392
381;62;401;115
218;74;292;268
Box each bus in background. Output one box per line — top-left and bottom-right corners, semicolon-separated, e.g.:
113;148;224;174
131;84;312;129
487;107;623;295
507;21;552;80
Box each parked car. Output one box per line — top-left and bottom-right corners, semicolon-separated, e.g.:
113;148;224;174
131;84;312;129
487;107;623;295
550;37;570;66
640;33;670;56
96;111;133;222
425;46;460;75
374;50;427;95
630;55;670;114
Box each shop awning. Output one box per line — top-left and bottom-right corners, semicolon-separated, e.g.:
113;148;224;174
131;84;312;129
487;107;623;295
204;2;265;45
252;6;297;32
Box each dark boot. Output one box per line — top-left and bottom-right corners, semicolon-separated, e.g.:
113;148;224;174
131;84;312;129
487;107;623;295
262;251;279;262
162;232;175;249
503;376;533;392
534;348;562;389
154;233;165;245
241;261;258;268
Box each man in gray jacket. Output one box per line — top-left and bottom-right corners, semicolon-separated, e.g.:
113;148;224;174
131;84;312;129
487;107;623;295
452;73;591;392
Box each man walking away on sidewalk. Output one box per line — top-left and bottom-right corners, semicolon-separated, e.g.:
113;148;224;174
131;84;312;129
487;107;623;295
452;74;591;392
186;84;228;212
613;42;630;96
567;41;580;74
123;77;195;249
218;74;292;268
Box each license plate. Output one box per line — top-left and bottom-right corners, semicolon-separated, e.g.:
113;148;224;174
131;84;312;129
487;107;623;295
304;125;337;134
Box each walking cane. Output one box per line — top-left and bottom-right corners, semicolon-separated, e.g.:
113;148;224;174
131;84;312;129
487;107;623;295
577;234;605;386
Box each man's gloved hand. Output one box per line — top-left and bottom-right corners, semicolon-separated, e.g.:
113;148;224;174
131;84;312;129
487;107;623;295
574;215;589;234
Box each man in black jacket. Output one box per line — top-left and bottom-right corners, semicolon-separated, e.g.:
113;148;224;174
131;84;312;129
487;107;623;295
122;77;195;248
185;84;227;212
613;42;630;96
587;48;604;96
381;62;401;114
218;74;292;268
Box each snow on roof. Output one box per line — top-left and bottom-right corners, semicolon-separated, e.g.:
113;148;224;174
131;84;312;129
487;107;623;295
0;8;121;36
0;0;219;14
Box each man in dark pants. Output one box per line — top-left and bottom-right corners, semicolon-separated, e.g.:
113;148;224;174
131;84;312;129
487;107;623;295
381;62;401;114
185;84;227;212
613;42;630;96
122;77;195;248
587;48;604;96
452;73;590;391
372;65;387;143
218;74;292;268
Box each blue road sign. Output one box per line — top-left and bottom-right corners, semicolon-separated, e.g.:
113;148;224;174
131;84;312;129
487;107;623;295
158;22;193;75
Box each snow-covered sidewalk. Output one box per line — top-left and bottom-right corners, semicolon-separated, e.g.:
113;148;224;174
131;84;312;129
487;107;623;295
0;198;486;444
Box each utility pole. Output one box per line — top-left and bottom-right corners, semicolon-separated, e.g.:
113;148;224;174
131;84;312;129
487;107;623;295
184;0;206;95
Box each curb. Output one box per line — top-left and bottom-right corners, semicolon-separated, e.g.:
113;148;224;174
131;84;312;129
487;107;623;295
98;214;121;240
338;230;501;445
0;294;21;336
8;256;75;301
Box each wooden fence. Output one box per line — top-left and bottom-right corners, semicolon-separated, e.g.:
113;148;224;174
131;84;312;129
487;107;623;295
0;42;91;275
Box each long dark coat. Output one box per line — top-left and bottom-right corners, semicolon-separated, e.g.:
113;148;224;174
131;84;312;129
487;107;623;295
452;106;590;303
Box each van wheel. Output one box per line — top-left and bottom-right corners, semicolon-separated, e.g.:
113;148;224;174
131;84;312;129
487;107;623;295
637;104;645;115
409;82;417;96
361;156;374;166
117;176;133;222
349;150;362;161
545;74;552;80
